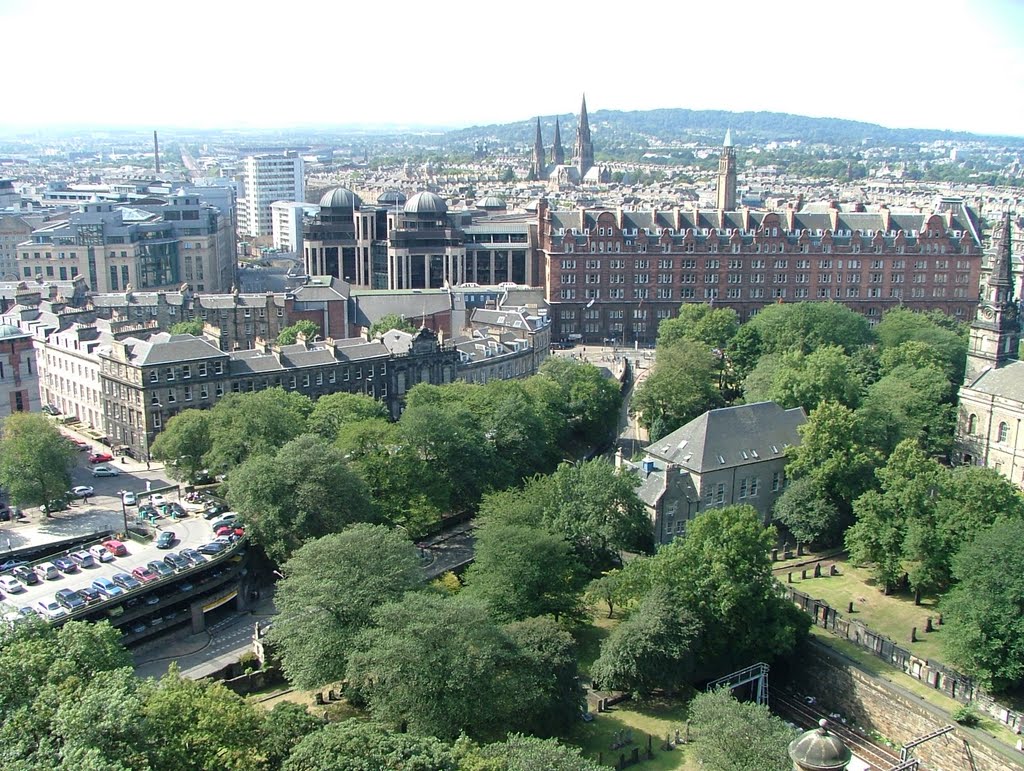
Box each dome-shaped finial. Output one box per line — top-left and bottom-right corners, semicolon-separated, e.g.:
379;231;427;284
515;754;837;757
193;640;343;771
818;718;829;731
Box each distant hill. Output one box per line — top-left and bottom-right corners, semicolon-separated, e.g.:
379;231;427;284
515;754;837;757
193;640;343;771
442;108;1024;148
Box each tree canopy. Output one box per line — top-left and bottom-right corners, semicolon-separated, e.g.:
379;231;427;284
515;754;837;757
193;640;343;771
745;301;874;356
0;413;76;511
150;409;212;481
687;688;793;771
368;313;419;339
276;320;320;345
537;357;622;449
167;320;205;336
632;338;721;440
284;719;457;771
657;304;739;352
306;392;388;439
203;388;313;472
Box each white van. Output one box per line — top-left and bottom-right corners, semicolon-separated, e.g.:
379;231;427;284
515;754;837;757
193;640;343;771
34;562;60;581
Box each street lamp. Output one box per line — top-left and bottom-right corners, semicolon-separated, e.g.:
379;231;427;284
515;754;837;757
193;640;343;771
116;490;129;536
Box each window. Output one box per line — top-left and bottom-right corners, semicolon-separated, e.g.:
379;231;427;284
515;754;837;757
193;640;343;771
167;389;176;404
998;422;1009;443
184;386;192;401
200;385;208;399
967;414;977;434
198;362;207;377
715;483;725;505
165;367;175;382
750;477;759;497
738;478;748;498
149;370;158;383
182;365;191;379
772;471;782;492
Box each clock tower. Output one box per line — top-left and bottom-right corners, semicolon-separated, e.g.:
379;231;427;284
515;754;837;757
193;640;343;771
965;212;1019;384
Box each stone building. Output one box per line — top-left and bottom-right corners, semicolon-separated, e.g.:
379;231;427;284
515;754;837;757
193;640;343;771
955;213;1024;487
538;197;982;344
0;322;39;417
628;401;805;544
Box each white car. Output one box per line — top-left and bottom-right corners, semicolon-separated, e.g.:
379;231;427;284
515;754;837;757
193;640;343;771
0;576;24;594
122;491;137;506
148;494;167;507
70;485;94;499
91;465;121;477
35;599;68;620
88;545;114;563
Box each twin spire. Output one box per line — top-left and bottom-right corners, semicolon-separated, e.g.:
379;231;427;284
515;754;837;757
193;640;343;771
530;96;590;180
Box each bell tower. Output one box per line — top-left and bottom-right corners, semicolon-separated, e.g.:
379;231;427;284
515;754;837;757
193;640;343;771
716;129;737;211
965;212;1019;383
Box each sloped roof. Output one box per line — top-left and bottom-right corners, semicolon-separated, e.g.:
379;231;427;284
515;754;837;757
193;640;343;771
125;333;226;365
646;401;805;473
966;360;1024;403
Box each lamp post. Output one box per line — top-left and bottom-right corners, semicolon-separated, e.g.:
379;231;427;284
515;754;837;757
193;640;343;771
117;491;129;536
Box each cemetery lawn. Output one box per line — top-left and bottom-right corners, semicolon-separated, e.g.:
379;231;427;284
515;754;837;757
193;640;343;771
783;555;946;664
568;697;697;771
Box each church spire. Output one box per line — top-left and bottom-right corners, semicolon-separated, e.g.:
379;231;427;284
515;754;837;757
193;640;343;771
530;117;545;180
716;129;737;211
552;117;565;165
965;212;1020;383
574;94;594;178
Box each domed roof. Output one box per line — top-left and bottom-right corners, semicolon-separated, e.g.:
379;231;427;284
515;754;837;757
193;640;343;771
404;191;447;215
377;189;407;206
0;323;25;339
788;720;852;771
477;195;506;210
319;187;361;210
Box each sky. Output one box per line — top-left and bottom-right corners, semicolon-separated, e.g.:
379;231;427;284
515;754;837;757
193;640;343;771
2;0;1022;136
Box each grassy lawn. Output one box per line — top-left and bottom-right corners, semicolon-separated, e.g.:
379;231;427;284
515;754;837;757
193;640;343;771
783;556;947;664
568;697;698;770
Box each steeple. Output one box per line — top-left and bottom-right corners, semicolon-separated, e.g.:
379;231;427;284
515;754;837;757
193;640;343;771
574;94;594;178
552;117;565;165
716;129;737;211
965;212;1020;383
530;117;545;181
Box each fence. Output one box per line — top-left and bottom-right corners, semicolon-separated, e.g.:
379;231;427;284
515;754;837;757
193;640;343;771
781;584;1024;734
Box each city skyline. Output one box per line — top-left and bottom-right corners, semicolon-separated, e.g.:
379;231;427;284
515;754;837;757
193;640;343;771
1;0;1022;137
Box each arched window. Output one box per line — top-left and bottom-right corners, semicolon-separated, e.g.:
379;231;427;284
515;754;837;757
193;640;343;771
968;414;977;434
998;422;1010;443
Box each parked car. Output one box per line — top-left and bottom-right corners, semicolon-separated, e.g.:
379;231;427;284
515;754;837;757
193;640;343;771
198;541;226;556
122;491;137;506
77;586;102;604
147;560;175;579
42;497;69;513
54;588;87;612
180;548;207;566
147;494;167;507
88;452;113;464
156;531;176;549
41;404;61;416
0;558;25;572
69;550;96;569
111;572;142;592
215;526;244;539
91;577;125;599
53;557;78;574
35;599;68;620
0;575;25;595
89;545;114;563
102;539;127;557
69;486;94;499
202;502;229;519
34;562;61;581
69;439;91;451
91;465;120;477
209;514;238;532
162;552;190;572
131;566;159;584
11;565;38;585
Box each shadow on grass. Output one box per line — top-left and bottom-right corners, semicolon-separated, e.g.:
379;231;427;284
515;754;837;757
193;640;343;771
568;696;694;770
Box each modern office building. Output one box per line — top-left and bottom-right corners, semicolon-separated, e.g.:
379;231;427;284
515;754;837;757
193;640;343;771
239;154;304;238
271;201;316;253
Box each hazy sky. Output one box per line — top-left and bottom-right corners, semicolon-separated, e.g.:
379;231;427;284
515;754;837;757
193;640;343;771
2;0;1022;135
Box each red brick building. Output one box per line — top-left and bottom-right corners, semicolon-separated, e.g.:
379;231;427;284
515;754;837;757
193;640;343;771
537;197;982;344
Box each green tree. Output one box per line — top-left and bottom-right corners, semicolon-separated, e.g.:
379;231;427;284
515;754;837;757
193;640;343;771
226;433;375;563
657;304;739;351
879;340;950;378
260;702;324;770
277;319;320;345
742;345;862;412
942;519;1024;691
0;413;76;513
937;466;1024;559
585;569;627;618
875;307;967;383
746;301;874;355
456;734;603;771
307;392;388;439
463;523;585;622
270;524;422;689
284;719;457;771
857;364;955;457
204;387;312;472
724;323;763;383
688;688;793;771
168;320;205;336
633;339;721;439
772;476;844;547
368;313;418;339
590;585;699;696
150;409;212;481
538;357;622;448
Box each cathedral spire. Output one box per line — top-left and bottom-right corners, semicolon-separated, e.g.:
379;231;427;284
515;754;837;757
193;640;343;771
965;212;1020;383
552;117;565;165
530;117;545;180
574;94;594;178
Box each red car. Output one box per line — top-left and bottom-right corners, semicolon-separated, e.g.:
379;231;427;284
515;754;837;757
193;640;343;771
89;452;113;464
102;538;128;557
215;526;245;538
131;566;159;584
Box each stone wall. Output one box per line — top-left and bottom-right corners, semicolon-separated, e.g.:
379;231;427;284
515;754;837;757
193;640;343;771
790;642;1023;771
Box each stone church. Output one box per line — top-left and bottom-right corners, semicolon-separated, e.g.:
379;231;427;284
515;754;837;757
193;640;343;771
529;95;610;188
954;212;1024;488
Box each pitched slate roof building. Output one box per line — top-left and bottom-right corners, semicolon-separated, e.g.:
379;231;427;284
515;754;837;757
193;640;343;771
538;197;982;344
955;213;1024;488
626;401;806;544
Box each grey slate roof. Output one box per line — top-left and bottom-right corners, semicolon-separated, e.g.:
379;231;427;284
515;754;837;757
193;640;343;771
967;361;1024;402
646;401;806;473
125;333;226;365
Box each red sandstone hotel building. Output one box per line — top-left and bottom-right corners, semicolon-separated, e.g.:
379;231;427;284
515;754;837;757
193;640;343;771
537;196;982;345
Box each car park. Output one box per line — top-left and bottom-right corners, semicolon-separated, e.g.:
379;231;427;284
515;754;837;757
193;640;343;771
88;452;113;464
69;485;94;499
112;572;142;592
53;557;78;574
0;575;24;595
91;577;124;599
129;621;147;635
131;566;159;584
147;560;174;579
156;531;175;549
162;552;190;572
180;548;207;566
102;539;128;557
69;550;96;569
144;593;160;605
91;465;120;477
35;599;68;620
11;565;38;585
122;491;137;506
198;541;226;556
177;580;194;593
34;562;60;581
55;588;87;612
89;545;114;563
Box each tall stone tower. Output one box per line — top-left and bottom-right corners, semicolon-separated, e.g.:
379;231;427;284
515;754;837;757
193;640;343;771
574;94;594;179
965;212;1020;383
716;129;737;211
552;117;565;165
530;117;546;181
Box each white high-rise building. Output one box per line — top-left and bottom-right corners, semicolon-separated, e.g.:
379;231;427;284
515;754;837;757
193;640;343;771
239;154;304;238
